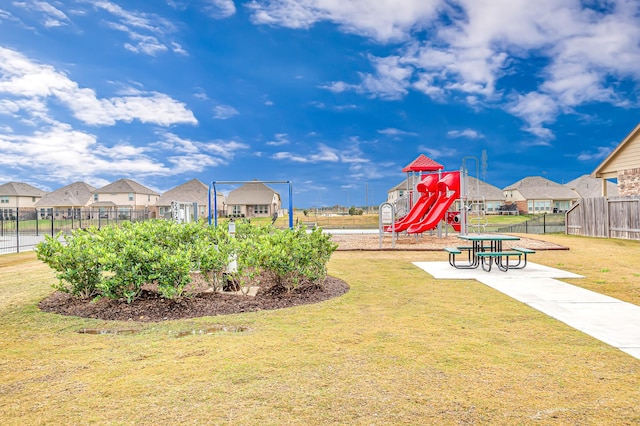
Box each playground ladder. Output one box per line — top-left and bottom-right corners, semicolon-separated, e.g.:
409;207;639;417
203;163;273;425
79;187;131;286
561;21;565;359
467;196;487;233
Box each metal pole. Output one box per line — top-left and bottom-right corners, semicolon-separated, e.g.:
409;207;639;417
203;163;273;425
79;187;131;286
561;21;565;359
213;183;218;227
288;181;293;229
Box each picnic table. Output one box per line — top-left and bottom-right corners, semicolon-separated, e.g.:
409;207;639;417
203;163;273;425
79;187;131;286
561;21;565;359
444;234;535;272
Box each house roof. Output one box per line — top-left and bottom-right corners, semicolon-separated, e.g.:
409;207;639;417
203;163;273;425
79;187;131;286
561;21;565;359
156;179;222;207
94;178;159;196
503;176;578;200
401;154;444;172
466;176;505;201
0;181;46;197
592;123;640;179
565;175;618;198
387;175;427;192
35;181;96;208
226;181;280;205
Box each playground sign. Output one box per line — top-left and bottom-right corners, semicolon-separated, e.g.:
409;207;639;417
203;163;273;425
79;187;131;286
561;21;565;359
379;202;395;248
380;203;394;224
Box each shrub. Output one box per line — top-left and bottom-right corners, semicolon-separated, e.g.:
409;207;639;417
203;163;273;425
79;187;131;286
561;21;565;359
36;219;338;303
35;229;103;299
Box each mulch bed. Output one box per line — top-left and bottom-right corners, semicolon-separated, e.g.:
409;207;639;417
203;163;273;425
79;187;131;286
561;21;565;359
38;276;349;322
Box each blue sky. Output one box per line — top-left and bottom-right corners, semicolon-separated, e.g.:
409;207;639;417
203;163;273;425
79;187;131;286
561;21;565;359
1;1;639;208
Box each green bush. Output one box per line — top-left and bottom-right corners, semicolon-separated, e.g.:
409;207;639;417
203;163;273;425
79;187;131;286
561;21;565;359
36;220;338;303
36;229;103;299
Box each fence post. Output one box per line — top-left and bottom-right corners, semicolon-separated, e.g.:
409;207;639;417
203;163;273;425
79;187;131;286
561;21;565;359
36;209;39;236
51;214;54;236
16;208;20;253
543;213;546;234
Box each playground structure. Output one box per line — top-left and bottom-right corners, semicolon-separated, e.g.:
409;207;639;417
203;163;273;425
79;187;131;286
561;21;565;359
383;155;486;237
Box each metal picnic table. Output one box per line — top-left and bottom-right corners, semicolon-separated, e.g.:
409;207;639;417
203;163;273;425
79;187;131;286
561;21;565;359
445;234;534;272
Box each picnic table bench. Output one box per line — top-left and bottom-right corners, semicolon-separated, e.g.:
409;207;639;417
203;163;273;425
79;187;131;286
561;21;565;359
444;234;536;272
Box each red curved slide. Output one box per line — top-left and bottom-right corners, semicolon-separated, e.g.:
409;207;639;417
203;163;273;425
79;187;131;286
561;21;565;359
385;174;438;232
406;172;460;234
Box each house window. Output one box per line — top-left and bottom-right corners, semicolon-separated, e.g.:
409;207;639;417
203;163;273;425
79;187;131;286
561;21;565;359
529;200;551;213
147;195;151;202
128;193;134;201
232;205;242;216
255;205;269;214
94;194;98;202
0;196;8;204
32;197;36;202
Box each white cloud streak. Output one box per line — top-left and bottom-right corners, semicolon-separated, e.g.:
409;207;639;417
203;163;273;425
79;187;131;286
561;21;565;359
213;105;239;119
447;129;484;139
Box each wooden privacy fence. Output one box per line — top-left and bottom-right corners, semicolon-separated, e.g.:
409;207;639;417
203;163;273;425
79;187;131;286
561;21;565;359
566;196;640;240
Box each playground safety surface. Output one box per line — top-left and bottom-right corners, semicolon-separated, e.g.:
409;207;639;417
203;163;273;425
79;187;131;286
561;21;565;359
329;231;567;251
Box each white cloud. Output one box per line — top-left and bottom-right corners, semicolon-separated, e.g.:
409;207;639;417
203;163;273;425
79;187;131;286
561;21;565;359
213;104;239;119
204;0;236;19
0;47;197;126
577;146;613;161
12;0;71;28
247;0;442;42
272;143;340;163
266;133;289;146
0;120;251;183
0;122;171;181
417;145;458;159
378;128;418;137
87;1;183;56
507;92;558;141
447;129;483;139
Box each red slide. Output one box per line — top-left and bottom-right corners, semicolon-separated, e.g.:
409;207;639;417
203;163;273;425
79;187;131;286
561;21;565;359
406;172;460;234
385;174;438;232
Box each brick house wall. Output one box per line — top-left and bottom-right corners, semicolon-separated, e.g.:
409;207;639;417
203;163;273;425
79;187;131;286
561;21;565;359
618;168;640;196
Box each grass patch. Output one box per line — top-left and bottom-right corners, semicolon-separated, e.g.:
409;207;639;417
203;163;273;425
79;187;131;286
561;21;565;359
0;235;639;424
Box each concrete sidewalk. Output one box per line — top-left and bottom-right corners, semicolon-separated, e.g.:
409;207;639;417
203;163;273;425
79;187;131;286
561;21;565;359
414;261;640;360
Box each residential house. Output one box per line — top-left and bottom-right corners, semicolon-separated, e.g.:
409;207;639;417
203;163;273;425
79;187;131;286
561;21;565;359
463;176;507;214
565;175;618;199
91;178;159;219
387;177;423;204
35;181;96;219
0;181;46;219
592;123;640;196
503;176;578;214
225;181;281;218
156;179;225;221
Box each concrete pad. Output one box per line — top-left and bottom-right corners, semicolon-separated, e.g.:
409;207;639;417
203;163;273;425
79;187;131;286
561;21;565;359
413;261;640;360
476;277;622;304
413;261;583;280
527;300;640;348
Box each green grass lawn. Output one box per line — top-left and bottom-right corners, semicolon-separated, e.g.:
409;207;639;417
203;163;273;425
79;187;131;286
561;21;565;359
0;235;638;424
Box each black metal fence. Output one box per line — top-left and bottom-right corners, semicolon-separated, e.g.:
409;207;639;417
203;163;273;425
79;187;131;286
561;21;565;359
0;208;151;254
494;213;566;234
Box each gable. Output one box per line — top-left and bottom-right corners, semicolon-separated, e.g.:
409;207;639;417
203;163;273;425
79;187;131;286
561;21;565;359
593;123;640;179
226;181;279;205
95;179;158;196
